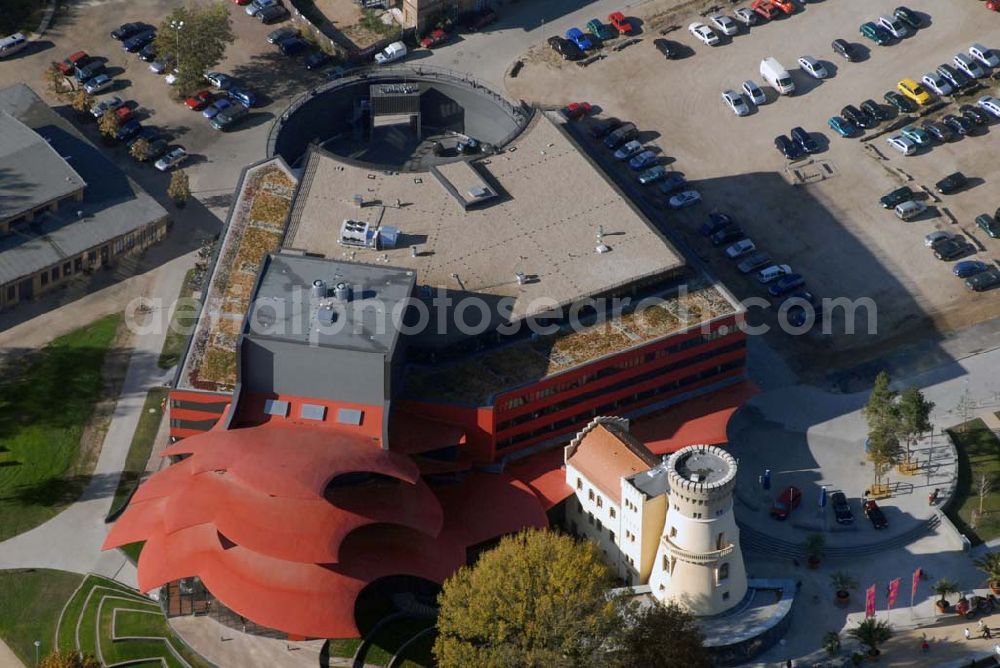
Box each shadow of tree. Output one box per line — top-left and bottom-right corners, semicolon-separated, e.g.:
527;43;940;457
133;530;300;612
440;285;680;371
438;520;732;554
229;51;328;103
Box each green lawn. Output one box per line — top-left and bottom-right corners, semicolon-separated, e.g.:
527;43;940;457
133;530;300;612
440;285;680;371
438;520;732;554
0;313;122;542
158;268;201;369
327;637;362;658
108;387;168;517
947;418;1000;543
121;541;145;564
364;617;435;666
0;569;84;665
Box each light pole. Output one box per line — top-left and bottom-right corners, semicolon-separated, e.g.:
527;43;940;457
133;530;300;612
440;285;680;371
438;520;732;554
170;19;184;74
33;640;40;666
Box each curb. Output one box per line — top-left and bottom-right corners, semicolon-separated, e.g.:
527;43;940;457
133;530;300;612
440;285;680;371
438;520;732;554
30;0;57;40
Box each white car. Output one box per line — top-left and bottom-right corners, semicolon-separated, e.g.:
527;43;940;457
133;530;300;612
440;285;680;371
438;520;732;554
877;15;909;39
668;191;702;209
165;69;179;85
977;95;1000;118
925;230;955;247
757;264;792;283
722;90;749;116
734;7;758;26
970;43;1000;69
155;146;187;171
921;72;953;96
709;15;739;37
797;56;828;79
688;22;720;46
742;80;766;106
886;134;917;156
725;239;756;259
954;53;986;79
83;74;112;95
90;95;124;118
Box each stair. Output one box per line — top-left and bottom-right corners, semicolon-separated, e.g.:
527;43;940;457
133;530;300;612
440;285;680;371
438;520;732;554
738;514;941;560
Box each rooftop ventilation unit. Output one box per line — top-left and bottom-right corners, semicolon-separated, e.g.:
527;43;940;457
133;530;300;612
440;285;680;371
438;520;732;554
311;279;327;299
332;282;352;301
339;219;372;247
468;185;493;200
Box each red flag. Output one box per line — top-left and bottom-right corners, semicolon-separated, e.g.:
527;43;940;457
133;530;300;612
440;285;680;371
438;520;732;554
912;568;922;601
888;577;901;609
866;584;876;617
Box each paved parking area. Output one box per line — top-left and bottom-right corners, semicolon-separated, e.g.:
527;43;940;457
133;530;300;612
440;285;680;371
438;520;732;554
507;0;1000;369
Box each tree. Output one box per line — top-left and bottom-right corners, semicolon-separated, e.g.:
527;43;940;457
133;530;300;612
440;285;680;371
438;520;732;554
932;577;959;609
130;137;152;162
867;423;903;492
434;530;621;667
977;473;995;517
98;109;121;138
974;552;1000;589
608;600;709;668
863;371;899;435
168;169;191;206
43;62;71;99
70;90;94;115
898;386;934;463
802;533;825;566
40;651;101;668
830;571;857;596
847;617;891;657
153;2;235;96
823;631;841;657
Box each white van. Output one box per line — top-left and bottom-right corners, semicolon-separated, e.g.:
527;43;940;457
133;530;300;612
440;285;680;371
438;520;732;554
760;57;795;95
374;41;407;65
757;264;792;283
0;33;28;59
894;200;926;221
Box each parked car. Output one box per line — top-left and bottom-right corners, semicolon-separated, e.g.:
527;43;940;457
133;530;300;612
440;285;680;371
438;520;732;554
828;116;857;137
420;29;450;48
897;78;932;106
278;35;309;56
955;52;987;79
154;146;187;171
895;200;926;221
564;28;593;51
843;104;876;129
246;0;280;16
669;191;702;209
258;0;288;17
767;0;795;15
203;98;233;119
752;0;779;20
797;56;828;79
588;117;622;138
936;172;968;195
115;118;142;142
786;292;822;328
585;19;616;42
954;261;990;278
894;6;922;30
774;134;802;159
864;500;888;529
966;268;1000;291
75;61;105;82
978;95;1000;118
90;95;124;118
921;72;953;96
934;238;972;261
922;120;955;142
150;56;174;75
613;139;642;160
970;43;1000;68
603;123;637;149
267;26;298;44
628;150;658;171
734;7;758;26
185;90;213;110
123;29;156;53
742;80;766;105
938;64;972;91
204;71;234;90
790;126;818;154
111;22;147;40
886;134;917;155
976;213;1000;238
688;22;720;46
960;104;991;126
738;251;771;274
860;21;892;46
861;99;891;122
304;51;331;70
884;91;916;113
900;125;933;147
562;101;592;121
83;74;112;94
654;39;681;59
711;225;744;246
228;88;258;108
548;36;583;61
139;43;157;62
722;90;750;116
758;264;792;283
657;173;688;196
463;9;497;32
943;113;974;136
769;273;805;296
770;486;802;520
710;15;739;37
831;492;854;524
725;239;756;259
699;212;733;237
831;38;858;62
58;51;90;75
134;138;168;162
877;14;909;39
608;11;633;34
926;231;956;247
880;186;914;209
211;103;249;130
637;165;666;185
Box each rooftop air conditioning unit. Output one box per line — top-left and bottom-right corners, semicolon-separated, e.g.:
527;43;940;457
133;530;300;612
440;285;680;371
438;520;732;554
339;219;371;247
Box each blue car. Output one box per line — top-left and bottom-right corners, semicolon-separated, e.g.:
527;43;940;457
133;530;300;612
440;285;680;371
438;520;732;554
203;98;233;119
228;88;258;108
657;172;687;196
116;119;142;142
953;261;989;278
565;28;593;51
769;273;805;297
828;116;857;137
699;212;733;237
628;150;658;171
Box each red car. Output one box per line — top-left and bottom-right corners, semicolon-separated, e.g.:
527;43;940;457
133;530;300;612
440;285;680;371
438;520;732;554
608;11;634;35
768;0;796;15
233;0;251;4
989;0;1000;10
58;51;89;76
185;90;213;110
752;0;779;19
562;102;592;120
770;486;801;520
115;106;133;123
420;29;449;49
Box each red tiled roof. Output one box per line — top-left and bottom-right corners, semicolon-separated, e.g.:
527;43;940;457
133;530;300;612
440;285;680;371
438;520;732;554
566;423;656;504
505;447;573;510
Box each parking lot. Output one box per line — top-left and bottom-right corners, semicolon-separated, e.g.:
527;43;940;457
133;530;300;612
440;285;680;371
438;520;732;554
0;0;327;218
507;0;1000;368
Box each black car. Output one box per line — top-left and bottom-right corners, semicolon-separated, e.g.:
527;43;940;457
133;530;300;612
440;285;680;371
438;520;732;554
864;500;888;530
657;172;687;196
654;38;681;59
861;99;891;122
588;117;622;139
879;185;914;209
894;6;922;30
935;171;968;195
831;492;854;524
131;138;168;162
884;91;916;113
139;43;157;62
790;126;818;153
922;120;955;142
74;61;105;82
943;113;974;136
547;35;583;61
960;104;991;126
258;5;290;24
831;38;858;62
774;134;803;159
304;51;331;70
967;268;1000;292
111;22;146;41
278;35;309;56
938;64;972;91
842;104;875;129
710;226;745;246
699;212;733;237
123;29;156;53
933;238;971;261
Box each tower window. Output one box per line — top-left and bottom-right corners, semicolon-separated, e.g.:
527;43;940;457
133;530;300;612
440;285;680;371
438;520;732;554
718;563;730;582
670;526;677;538
596;496;603;509
589;489;595;501
610;507;616;519
576;477;582;490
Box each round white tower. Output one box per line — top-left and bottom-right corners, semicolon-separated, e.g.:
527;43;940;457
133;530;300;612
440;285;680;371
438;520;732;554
648;444;747;616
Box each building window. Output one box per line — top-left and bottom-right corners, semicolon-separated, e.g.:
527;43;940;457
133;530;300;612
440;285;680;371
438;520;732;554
718;563;729;582
662;555;669;571
74;257;83;272
670;526;677;538
40;272;48;286
587;512;594;526
589;489;595;501
576;477;582;490
610;507;616;519
5;286;13;301
722;592;730;601
63;262;71;275
596;496;603;509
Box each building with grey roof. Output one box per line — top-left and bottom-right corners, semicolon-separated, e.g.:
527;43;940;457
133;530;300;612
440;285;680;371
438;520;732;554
0;84;169;309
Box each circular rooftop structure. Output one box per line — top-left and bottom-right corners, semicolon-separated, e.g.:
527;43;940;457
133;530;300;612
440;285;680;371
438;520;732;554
668;445;738;493
267;65;530;170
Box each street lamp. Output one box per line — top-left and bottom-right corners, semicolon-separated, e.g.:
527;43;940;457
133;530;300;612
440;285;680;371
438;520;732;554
33;640;40;666
170;20;184;74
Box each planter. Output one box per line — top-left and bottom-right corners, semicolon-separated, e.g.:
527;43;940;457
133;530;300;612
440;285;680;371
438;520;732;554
936;600;950;613
808;555;821;569
835;590;850;607
868;648;881;662
991;582;1000;596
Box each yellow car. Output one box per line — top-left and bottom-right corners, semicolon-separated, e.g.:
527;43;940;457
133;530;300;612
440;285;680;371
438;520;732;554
897;78;933;106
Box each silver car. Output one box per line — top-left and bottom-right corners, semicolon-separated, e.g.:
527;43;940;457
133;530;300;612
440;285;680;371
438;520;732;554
90;95;124;118
970;43;1000;68
155;146;187;172
722;90;749;116
734;7;758;26
709;15;739;36
954;53;986;79
742;80;766;105
877;15;909;39
921;72;952;96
